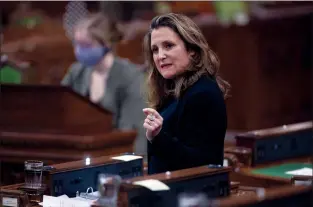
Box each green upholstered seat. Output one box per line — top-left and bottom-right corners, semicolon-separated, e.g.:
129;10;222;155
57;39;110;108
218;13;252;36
0;65;22;84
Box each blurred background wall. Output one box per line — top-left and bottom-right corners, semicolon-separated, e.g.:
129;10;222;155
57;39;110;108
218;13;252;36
0;1;312;131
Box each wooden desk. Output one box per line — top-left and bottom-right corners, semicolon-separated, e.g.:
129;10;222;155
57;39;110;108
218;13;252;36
224;122;312;188
116;166;230;207
0;84;137;185
1;154;144;206
216;185;312;207
226;121;312;167
235;121;312;166
2;165;231;207
2;184;310;207
48;154;144;197
230;157;312;188
224;121;312;172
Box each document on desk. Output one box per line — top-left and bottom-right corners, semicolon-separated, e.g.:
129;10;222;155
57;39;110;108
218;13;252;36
133;179;170;191
39;195;94;207
285;167;313;176
111;155;142;162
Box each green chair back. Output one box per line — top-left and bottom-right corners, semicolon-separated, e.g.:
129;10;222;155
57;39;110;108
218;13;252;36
0;65;22;84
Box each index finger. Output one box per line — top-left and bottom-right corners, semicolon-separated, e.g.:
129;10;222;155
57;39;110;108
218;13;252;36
143;108;161;118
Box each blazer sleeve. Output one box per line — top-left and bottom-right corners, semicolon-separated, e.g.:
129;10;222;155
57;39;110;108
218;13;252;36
117;72;148;156
60;63;82;86
150;91;226;165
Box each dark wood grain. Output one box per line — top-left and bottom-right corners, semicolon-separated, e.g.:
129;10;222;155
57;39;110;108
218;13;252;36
2;165;231;207
224;122;312;188
122;165;231;189
217;185;312;207
230;157;311;188
0;84;138;185
236;121;312;140
227;121;312;167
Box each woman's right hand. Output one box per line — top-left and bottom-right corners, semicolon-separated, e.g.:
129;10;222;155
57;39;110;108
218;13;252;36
142;108;163;141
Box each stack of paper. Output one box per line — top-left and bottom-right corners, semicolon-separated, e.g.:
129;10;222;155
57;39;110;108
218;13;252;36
285;167;313;176
39;195;96;207
111;155;143;162
133;179;170;191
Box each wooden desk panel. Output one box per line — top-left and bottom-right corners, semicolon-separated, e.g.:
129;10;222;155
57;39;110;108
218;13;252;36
225;122;312;167
2;165;231;207
217;185;312;207
230;157;312;188
0;84;138;185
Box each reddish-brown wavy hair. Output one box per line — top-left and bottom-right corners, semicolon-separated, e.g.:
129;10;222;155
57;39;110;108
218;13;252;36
143;13;230;109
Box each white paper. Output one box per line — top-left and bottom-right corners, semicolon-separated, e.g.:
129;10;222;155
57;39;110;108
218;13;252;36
71;197;97;205
88;191;100;197
57;195;69;199
2;197;18;207
39;195;90;207
133;179;170;191
223;159;229;167
285;167;313;176
111;155;142;162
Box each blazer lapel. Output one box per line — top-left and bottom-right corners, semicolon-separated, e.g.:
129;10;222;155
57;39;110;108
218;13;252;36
81;66;92;96
98;58;120;114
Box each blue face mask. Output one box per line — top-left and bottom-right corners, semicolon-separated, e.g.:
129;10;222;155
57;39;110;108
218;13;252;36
74;45;110;67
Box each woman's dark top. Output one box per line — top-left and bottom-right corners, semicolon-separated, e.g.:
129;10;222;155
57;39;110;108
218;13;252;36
148;75;227;174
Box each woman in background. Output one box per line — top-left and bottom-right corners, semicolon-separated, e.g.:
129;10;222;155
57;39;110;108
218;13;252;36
142;13;230;174
61;13;147;156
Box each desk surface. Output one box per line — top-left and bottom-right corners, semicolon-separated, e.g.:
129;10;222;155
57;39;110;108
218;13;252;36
218;185;312;207
231;157;311;187
1;182;248;207
250;162;312;179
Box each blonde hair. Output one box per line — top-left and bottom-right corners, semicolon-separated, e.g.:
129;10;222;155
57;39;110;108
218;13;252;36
74;13;123;47
143;13;230;109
